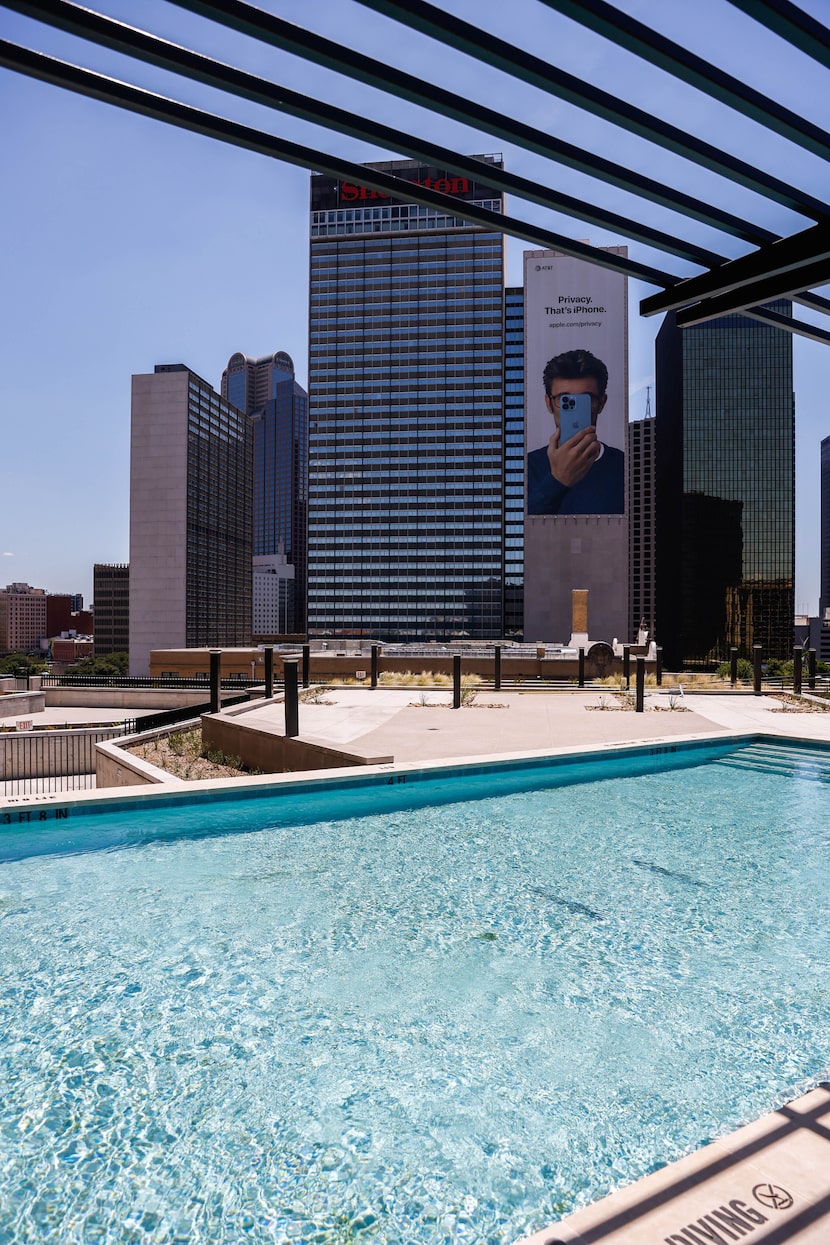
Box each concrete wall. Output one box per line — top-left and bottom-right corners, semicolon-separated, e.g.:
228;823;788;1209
524;516;629;644
0;690;46;719
95;738;185;788
147;649;647;683
0;728;127;780
45;687;212;710
201;709;390;774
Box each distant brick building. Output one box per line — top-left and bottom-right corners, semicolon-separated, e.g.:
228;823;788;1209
0;583;48;654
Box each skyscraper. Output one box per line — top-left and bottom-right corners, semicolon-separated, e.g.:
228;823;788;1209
129;364;253;675
821;435;830;621
504;287;525;639
307;157;505;640
628;407;656;642
221;351;308;632
655;304;794;667
93;563;130;657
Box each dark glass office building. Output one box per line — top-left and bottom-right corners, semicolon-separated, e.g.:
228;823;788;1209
821;435;830;619
307;157;505;640
655;304;794;667
221;351;308;632
504;287;524;638
628;413;656;643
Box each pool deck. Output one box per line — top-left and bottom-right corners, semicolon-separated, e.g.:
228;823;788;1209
231;687;830;763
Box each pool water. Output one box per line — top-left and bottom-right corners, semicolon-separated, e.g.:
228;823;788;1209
1;740;829;1244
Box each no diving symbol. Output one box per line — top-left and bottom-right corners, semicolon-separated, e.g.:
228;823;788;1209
753;1183;794;1210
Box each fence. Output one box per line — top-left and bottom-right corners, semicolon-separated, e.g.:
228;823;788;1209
0;693;255;798
37;674;261;690
0;724;136;796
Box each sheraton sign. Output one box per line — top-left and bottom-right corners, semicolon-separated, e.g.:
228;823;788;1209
310;162;502;212
340;174;470;200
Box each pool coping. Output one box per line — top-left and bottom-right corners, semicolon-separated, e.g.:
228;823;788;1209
516;1081;830;1245
3;725;830;821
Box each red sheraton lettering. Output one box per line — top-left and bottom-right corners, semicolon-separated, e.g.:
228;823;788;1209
340;175;470;201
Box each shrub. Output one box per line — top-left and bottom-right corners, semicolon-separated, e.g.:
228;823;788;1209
715;658;753;680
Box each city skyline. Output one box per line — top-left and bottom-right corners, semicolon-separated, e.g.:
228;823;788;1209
1;0;828;613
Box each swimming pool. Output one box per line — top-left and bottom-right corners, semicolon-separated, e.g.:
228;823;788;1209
1;737;829;1243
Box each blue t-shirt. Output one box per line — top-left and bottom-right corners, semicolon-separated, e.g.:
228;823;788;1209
527;444;624;515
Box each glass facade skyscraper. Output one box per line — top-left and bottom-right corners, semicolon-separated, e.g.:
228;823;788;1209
821;435;830;620
655;304;794;667
504;287;524;639
307;157;505;640
222;352;308;632
628;412;656;643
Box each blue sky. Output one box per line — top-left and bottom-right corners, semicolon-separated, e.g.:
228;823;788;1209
1;0;828;613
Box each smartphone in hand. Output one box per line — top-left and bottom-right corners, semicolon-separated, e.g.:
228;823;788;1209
558;393;593;441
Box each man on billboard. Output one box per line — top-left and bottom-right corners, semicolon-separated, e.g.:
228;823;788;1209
527;348;624;516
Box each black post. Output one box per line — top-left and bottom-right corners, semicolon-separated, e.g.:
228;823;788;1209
655;646;663;686
808;648;817;691
284;659;299;738
730;646;738;686
793;646;802;696
370;643;379;689
494;644;502;691
635;656;645;712
753;644;763;696
622;644;630;689
264;646;273;698
578;647;585;688
209;649;221;715
453;654;462;709
302;644;310;689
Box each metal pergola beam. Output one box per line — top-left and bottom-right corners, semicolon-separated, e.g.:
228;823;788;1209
352;0;829;221
0;39;678;287
641;221;830;317
542;0;830;163
674;256;830;326
0;0;725;268
726;0;830;71
164;0;782;246
4;0;830;343
722;305;830;347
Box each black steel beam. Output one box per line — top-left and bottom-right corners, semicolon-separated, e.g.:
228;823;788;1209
741;305;830;347
0;0;723;267
640;221;830;316
163;0;782;245
542;0;830;162
672;254;830;324
794;290;830;318
0;39;676;286
726;0;830;71
352;0;830;221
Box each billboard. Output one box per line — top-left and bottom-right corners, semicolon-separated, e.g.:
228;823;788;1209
525;252;627;516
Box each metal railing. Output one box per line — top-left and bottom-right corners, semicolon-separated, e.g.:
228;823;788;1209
37;674;262;689
0;724;137;797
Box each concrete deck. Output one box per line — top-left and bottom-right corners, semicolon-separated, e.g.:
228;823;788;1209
0;705;160;727
234;688;830;761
